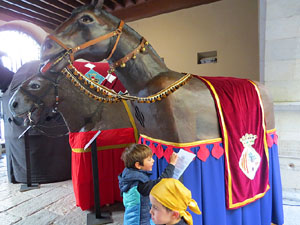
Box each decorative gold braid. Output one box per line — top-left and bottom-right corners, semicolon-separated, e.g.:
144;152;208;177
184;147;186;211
66;63;120;97
136;74;192;103
108;37;149;73
52;51;70;68
61;63;193;104
62;67;121;103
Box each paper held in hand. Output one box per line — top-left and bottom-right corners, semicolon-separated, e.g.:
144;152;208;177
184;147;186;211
173;149;196;179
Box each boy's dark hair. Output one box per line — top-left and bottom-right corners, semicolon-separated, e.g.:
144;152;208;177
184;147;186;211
121;144;153;169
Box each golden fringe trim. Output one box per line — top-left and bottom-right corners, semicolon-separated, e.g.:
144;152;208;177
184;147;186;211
62;63;192;104
140;134;222;147
140;129;276;147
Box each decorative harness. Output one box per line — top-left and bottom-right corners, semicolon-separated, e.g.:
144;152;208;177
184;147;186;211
19;73;60;114
44;20;193;104
18;74;68;137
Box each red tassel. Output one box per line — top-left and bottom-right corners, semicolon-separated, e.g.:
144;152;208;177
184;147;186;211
197;144;210;162
273;133;278;145
211;143;224;159
155;144;164;159
267;133;273;148
149;142;156;155
163;146;174;163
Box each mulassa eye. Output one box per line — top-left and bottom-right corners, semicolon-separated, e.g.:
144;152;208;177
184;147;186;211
30;83;40;89
80;15;93;23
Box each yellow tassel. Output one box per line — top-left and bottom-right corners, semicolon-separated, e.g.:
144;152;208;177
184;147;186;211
121;63;126;68
108;68;115;73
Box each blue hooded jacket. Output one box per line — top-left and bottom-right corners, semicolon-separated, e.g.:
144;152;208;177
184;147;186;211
118;167;153;225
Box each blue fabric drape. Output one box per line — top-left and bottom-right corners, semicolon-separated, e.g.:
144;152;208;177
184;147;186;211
141;134;284;225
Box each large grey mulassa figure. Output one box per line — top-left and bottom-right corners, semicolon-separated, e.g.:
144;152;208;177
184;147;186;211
1;60;71;183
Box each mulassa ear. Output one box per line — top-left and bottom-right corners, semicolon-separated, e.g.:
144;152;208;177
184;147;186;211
90;0;104;9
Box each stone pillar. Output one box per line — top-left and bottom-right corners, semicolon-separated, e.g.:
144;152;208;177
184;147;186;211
261;0;300;190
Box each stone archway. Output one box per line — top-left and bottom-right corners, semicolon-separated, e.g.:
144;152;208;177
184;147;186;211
0;20;47;73
0;20;48;44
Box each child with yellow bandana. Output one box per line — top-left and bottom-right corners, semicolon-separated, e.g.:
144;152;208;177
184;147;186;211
150;178;201;225
119;144;178;225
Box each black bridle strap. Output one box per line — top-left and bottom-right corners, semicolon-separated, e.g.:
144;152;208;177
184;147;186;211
19;74;60;114
38;74;60;113
19;84;51;109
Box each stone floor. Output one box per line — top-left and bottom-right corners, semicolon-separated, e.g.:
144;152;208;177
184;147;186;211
0;153;300;225
0;153;123;225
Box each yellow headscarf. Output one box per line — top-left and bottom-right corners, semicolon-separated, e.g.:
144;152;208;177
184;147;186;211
150;178;201;225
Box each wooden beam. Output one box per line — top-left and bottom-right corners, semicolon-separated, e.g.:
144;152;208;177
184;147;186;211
116;0;126;8
0;2;62;25
3;0;66;22
112;0;221;21
77;0;89;4
0;7;56;30
58;0;83;8
17;0;70;18
39;0;74;13
104;0;116;10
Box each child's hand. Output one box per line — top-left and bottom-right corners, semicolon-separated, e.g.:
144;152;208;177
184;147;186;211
169;152;178;166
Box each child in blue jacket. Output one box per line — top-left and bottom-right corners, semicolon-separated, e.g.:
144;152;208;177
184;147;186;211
118;144;178;225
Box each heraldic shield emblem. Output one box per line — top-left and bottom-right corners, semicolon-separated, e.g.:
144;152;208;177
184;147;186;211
239;133;261;180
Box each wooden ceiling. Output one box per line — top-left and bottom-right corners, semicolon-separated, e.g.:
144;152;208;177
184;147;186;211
0;0;220;30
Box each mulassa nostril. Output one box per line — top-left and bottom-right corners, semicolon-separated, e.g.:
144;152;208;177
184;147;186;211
12;101;18;108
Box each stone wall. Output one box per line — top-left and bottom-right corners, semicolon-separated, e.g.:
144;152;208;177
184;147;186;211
263;0;300;190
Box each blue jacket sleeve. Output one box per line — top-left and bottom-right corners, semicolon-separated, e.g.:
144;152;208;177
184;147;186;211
137;164;175;196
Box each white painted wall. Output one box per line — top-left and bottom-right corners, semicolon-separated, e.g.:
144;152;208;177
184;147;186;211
128;0;259;80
